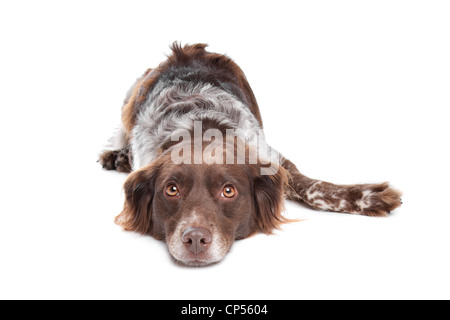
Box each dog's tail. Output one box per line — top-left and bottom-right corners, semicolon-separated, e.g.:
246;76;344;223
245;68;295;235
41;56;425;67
281;158;402;216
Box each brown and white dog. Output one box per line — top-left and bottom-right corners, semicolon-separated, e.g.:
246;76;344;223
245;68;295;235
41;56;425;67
99;43;402;266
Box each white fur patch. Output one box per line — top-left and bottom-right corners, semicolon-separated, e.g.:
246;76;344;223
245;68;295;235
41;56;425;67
306;181;324;201
101;124;128;152
356;190;373;211
313;199;333;210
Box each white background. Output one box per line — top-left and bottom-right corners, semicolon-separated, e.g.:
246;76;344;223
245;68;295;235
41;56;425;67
1;0;449;299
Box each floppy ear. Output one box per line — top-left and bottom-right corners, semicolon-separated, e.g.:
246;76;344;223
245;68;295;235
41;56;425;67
253;165;289;234
114;163;159;234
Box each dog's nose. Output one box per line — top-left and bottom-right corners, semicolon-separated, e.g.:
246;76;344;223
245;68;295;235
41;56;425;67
181;227;212;254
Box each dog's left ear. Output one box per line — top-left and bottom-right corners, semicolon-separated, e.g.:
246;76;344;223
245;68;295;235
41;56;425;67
252;165;289;234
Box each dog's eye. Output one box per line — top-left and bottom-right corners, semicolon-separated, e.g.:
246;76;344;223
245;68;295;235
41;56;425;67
165;184;179;197
221;186;236;198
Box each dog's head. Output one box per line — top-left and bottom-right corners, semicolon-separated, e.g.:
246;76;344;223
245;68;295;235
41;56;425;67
115;149;288;266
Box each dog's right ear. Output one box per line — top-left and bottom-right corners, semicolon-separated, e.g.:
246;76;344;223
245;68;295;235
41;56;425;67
252;163;289;234
114;162;160;234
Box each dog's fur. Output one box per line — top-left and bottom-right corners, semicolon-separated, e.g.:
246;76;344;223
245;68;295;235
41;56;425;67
99;43;402;266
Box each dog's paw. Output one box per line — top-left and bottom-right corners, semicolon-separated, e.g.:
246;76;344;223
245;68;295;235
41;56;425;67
98;150;118;170
350;182;402;217
114;149;132;173
98;149;132;173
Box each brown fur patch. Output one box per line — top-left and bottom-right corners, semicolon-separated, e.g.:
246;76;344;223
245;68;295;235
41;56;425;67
121;68;153;134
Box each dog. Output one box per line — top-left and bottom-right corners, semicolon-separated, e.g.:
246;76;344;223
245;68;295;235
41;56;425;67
99;43;402;266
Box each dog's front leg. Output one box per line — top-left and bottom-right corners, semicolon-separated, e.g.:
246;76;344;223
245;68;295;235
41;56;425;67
282;158;402;216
